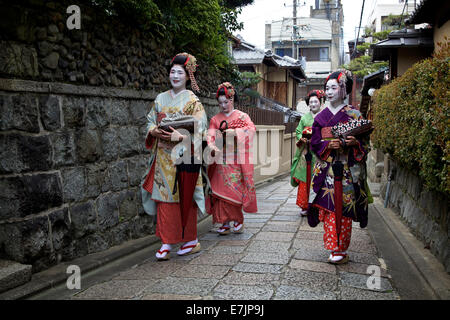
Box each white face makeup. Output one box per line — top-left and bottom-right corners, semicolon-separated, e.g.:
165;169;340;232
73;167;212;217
217;95;233;114
325;79;342;104
169;64;187;91
308;96;321;114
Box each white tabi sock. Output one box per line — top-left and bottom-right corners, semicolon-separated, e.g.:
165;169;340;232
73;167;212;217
233;222;243;231
155;243;172;259
177;239;198;255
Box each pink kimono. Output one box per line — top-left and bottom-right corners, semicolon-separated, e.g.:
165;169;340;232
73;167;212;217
206;109;258;224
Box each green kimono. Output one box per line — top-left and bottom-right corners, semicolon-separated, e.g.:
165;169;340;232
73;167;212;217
290;112;317;187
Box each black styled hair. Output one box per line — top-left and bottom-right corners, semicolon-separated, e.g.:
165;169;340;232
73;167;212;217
217;87;239;104
324;71;353;95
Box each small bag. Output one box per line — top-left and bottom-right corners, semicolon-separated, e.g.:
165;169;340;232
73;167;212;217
159;114;196;133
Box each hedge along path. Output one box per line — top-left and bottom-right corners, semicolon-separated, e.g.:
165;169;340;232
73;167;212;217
372;40;450;196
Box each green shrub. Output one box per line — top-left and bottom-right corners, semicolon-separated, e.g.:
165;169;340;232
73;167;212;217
372;40;450;195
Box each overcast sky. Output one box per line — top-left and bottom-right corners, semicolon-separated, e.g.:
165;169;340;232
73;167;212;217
235;0;396;54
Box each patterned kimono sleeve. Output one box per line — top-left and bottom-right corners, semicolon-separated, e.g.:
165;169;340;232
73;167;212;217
311;119;331;161
190;99;207;154
350;111;368;162
145;99;160;149
295;118;305;142
236;112;256;165
207;116;219;147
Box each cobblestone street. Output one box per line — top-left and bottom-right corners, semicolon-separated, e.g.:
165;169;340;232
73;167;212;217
67;175;399;300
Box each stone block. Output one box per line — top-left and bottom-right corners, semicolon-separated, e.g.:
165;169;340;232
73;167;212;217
39;95;61;131
117;189;138;221
109;160;128;191
69;200;97;239
147;277;219;296
0;42;38;77
117;126;141;158
129;100;150;126
96;192;119;231
0;94;39;133
61;166;86;202
0;173;63;220
0;133;52;174
0;259;32;294
49;131;77;167
281;269;339;291
0;215;52;265
127;156;148;187
48;207;71;263
75;128;103;163
129;215;154;239
86;233;110;254
85;97;109;129
110;98;130;126
106;221;130;246
339;271;393;292
213;284;273;300
62;96;85;128
274;285;337;300
85;162;111;198
419;190;447;222
101;127;119;161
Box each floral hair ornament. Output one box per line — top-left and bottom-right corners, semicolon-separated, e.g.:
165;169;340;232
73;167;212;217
216;82;236;100
307;89;325;100
171;52;200;92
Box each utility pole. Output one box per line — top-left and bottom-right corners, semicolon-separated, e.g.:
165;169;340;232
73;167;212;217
292;0;297;59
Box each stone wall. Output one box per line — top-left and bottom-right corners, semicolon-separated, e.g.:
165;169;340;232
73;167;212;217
380;155;450;273
0;0;221;273
0;0;220;94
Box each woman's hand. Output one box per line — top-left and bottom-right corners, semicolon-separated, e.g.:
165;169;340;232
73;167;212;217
344;135;358;147
296;137;308;148
327;139;342;150
150;127;172;141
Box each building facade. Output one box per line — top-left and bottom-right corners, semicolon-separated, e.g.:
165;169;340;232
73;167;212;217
265;0;344;112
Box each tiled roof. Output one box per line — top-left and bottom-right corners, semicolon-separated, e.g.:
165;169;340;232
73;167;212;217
232;40;306;78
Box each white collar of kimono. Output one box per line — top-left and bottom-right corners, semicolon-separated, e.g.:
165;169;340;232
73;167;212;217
223;109;236;117
170;89;187;99
327;103;346;115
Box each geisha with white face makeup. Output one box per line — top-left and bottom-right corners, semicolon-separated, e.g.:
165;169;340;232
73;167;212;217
141;52;207;261
306;69;373;266
308;95;321;115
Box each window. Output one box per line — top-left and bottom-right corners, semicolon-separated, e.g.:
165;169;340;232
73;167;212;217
275;48;292;58
298;47;329;61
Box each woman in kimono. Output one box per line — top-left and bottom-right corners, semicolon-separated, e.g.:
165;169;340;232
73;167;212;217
307;70;372;264
206;82;257;235
141;52;207;260
291;90;324;216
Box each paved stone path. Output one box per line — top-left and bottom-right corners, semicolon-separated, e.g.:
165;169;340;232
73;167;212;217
71;175;400;300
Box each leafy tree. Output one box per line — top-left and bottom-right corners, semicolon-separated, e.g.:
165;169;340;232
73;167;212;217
86;0;254;69
342;14;408;78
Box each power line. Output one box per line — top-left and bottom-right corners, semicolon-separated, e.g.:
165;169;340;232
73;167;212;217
351;0;365;58
398;0;408;28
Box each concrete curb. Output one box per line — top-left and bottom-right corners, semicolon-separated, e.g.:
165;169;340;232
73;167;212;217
371;198;450;300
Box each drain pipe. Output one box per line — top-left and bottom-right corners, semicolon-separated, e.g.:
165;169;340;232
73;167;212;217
384;166;396;208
